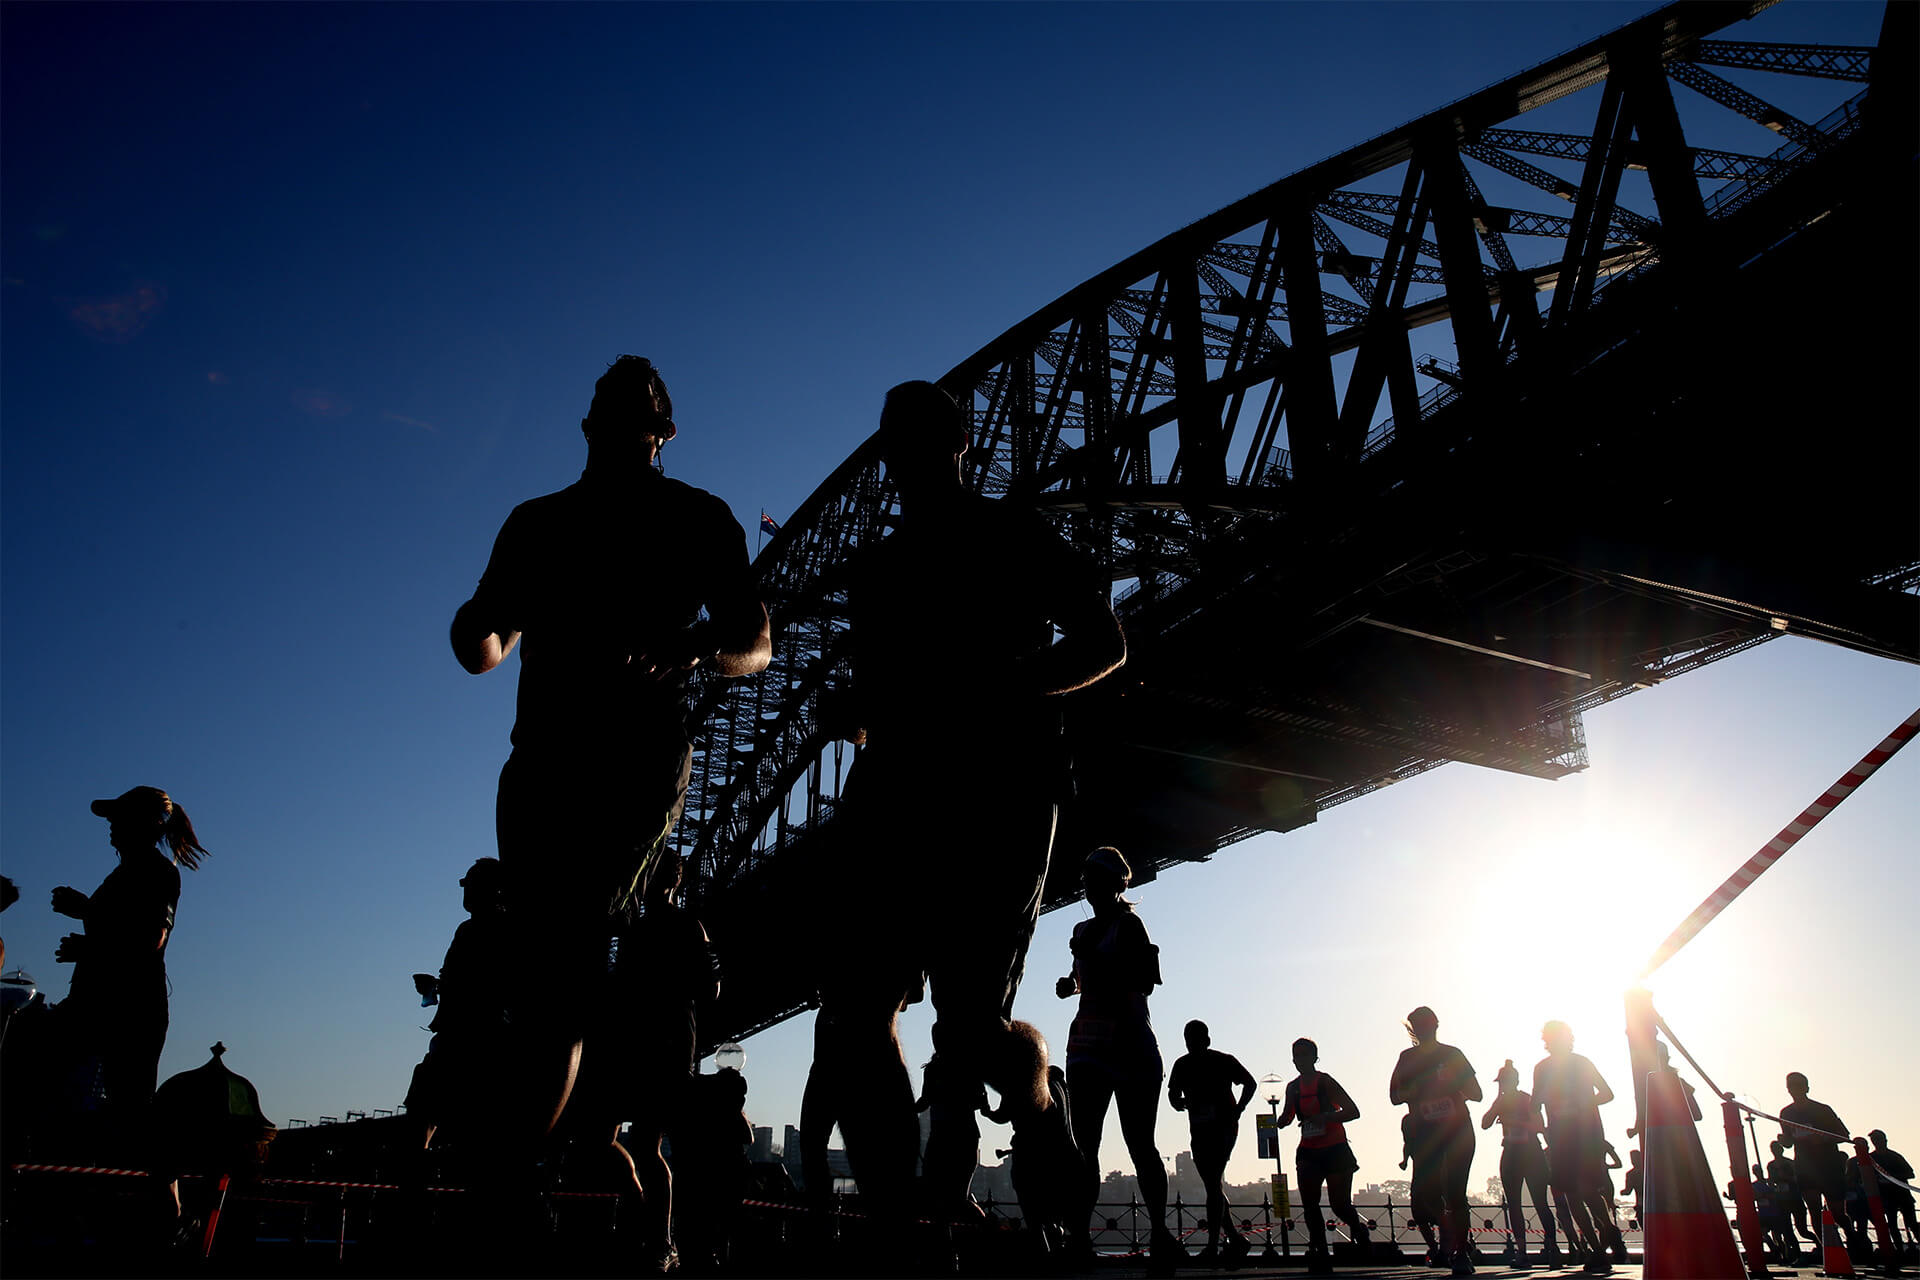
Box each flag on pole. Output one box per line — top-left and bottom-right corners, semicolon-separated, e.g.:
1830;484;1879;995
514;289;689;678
760;511;780;537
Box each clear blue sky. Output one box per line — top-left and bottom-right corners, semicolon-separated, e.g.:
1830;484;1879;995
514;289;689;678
4;0;1910;1200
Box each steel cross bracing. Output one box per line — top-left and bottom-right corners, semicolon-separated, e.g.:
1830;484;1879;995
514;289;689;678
672;0;1918;1043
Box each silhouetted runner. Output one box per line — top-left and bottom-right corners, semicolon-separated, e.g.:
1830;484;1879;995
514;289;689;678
597;850;720;1274
1868;1129;1916;1253
404;858;511;1151
1056;847;1181;1274
669;1066;752;1275
1168;1020;1256;1265
815;380;1123;1240
1780;1072;1865;1255
1482;1059;1560;1270
1746;1162;1798;1263
1769;1138;1818;1245
450;355;770;1160
1277;1036;1369;1274
1389;1006;1481;1277
1621;1147;1643;1227
981;1023;1081;1262
1531;1021;1627;1275
52;786;208;1150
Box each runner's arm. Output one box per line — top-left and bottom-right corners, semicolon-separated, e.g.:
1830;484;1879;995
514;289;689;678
1587;1060;1614;1108
1456;1052;1484;1104
634;507;772;679
1278;1079;1299;1127
452;513;524;675
1233;1058;1258;1114
1020;586;1124;696
1324;1073;1361;1125
451;598;519;674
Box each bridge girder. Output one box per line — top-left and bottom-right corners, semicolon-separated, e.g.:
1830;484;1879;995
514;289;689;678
671;0;1918;1046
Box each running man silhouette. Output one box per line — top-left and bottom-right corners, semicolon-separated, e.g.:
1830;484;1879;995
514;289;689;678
1780;1072;1865;1255
1868;1129;1916;1254
1168;1020;1257;1265
1390;1006;1481;1277
52;786;208;1148
450;356;770;1156
815;380;1123;1236
1532;1021;1628;1274
1057;847;1181;1273
1482;1059;1560;1270
404;857;511;1152
1277;1036;1370;1274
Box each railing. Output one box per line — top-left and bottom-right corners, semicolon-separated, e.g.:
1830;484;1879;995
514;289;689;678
963;1192;1648;1258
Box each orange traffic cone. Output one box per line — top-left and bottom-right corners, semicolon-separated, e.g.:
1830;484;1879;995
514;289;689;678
1819;1207;1855;1277
1642;1069;1745;1278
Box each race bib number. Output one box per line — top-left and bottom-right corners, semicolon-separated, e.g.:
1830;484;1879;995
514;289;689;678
1301;1117;1328;1139
1419;1097;1457;1123
1191;1103;1220;1125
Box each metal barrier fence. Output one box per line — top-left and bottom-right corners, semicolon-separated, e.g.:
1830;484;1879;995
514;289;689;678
966;1193;1649;1258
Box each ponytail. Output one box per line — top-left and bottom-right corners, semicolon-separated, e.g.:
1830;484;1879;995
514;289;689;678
164;803;209;871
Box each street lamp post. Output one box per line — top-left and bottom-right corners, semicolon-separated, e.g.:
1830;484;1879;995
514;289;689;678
1259;1073;1291;1259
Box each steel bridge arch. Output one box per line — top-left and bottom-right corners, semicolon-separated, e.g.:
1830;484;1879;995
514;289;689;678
670;0;1916;1036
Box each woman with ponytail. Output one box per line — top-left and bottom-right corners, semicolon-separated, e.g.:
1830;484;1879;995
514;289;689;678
1482;1058;1560;1269
51;786;207;1131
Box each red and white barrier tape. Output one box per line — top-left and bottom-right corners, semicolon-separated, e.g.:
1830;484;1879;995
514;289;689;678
1640;707;1920;978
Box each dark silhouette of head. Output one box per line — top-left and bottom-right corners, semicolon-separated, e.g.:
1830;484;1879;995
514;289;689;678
994;1020;1052;1116
877;380;969;504
712;1064;748;1108
582;355;676;468
1184;1020;1210;1052
1631;1147;1643;1166
1870;1129;1888;1148
1405;1006;1439;1043
1082;846;1131;904
91;786;208;870
1542;1020;1574;1055
1771;1138;1787;1157
1786;1072;1810;1099
1495;1059;1520;1090
460;857;503;914
1292;1037;1319;1072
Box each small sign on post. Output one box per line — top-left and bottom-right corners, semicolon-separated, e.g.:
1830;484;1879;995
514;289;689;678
1257;1113;1280;1160
1271;1171;1291;1218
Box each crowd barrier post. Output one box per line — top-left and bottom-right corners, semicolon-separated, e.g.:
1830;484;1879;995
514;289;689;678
1642;1067;1744;1279
1852;1139;1901;1277
1722;1096;1772;1277
1823;1206;1857;1277
1626;988;1660;1146
200;1171;232;1259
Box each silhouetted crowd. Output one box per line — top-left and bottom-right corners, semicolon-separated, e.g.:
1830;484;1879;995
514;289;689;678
4;359;1914;1278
